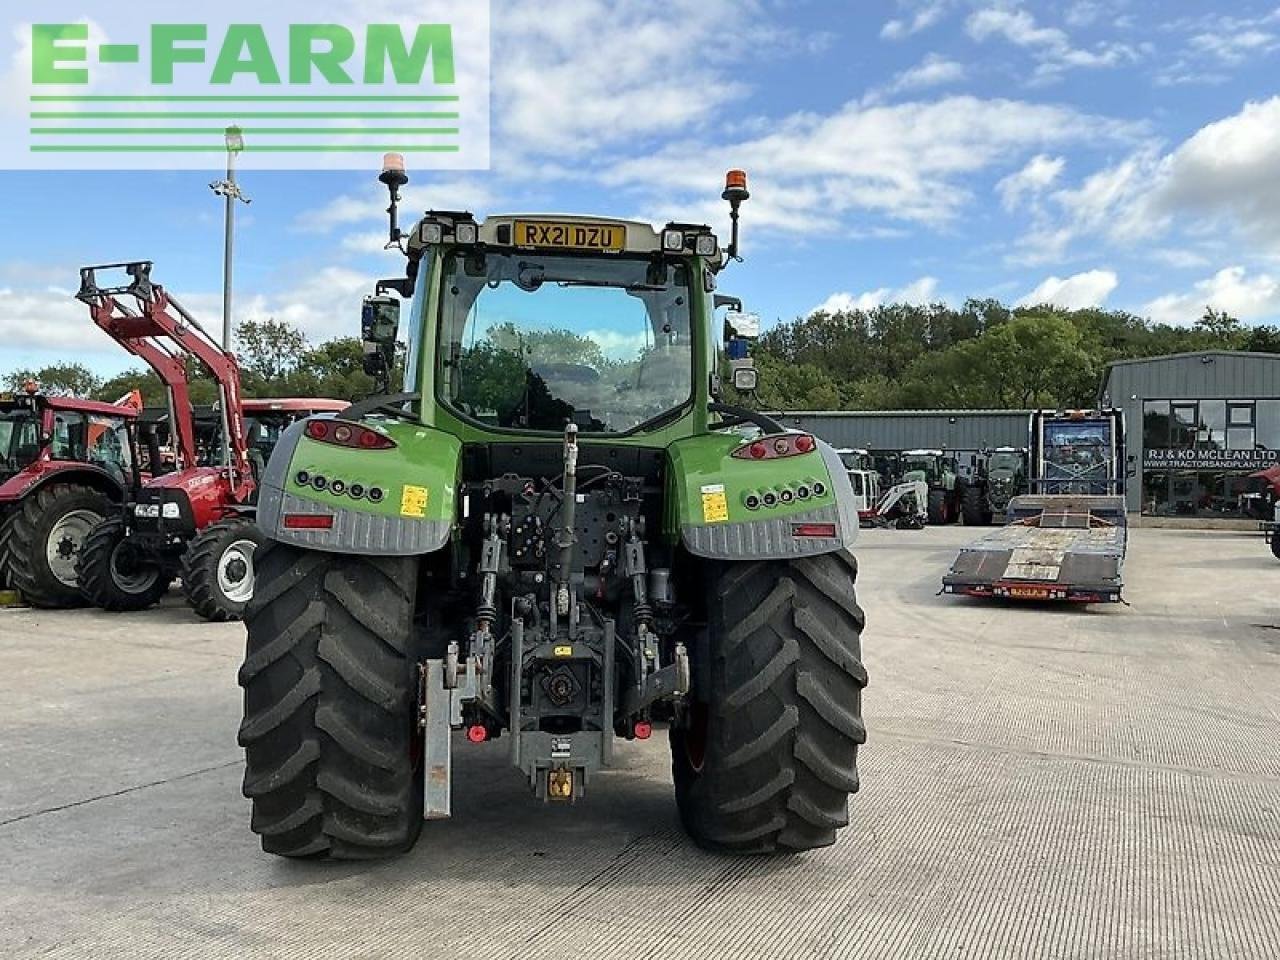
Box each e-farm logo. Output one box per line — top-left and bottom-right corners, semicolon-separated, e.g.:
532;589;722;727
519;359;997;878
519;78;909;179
5;3;490;170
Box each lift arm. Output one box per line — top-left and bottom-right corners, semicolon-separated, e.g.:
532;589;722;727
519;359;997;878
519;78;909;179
76;261;253;503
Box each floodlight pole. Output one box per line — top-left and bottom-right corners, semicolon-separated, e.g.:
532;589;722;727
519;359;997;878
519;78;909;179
210;125;250;350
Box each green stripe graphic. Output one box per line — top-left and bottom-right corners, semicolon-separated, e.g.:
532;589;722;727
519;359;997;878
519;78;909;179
30;144;462;153
32;127;460;135
31;95;460;102
32;111;459;119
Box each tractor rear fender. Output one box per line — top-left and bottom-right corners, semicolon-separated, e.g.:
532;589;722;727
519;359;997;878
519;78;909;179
0;463;126;505
665;434;858;560
256;417;460;556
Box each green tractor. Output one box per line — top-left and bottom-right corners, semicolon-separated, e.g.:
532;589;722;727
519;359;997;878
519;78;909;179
962;447;1027;526
237;162;867;860
901;449;963;525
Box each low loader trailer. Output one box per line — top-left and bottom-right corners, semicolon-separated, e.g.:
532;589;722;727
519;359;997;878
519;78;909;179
942;409;1127;604
942;494;1125;603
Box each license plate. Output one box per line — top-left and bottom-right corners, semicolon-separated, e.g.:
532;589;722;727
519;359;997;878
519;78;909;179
513;220;625;251
1009;586;1050;599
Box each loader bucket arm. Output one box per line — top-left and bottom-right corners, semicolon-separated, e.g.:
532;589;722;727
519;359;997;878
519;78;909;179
77;261;252;500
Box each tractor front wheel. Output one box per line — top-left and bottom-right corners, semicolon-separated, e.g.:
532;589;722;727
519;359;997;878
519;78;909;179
77;518;169;611
961;485;991;526
239;542;423;859
927;489;949;525
181;518;264;622
671;551;867;853
6;484;112;608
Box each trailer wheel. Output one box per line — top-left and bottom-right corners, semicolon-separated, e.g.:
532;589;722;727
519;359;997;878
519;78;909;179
76;517;169;611
181;518;264;622
239;542;423;860
6;484;113;608
671;550;867;853
962;485;991;526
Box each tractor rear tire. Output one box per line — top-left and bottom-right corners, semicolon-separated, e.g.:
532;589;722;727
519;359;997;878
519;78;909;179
927;489;948;525
181;518;264;622
76;518;170;611
7;484;112;608
1271;530;1280;561
962;485;991;526
238;542;423;860
0;509;14;590
671;550;867;854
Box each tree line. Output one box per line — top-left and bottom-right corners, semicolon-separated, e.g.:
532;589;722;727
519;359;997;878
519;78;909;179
3;320;383;405
6;303;1280;413
747;301;1280;411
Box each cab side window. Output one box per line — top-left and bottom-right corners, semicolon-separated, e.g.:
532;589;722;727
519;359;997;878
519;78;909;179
51;412;87;461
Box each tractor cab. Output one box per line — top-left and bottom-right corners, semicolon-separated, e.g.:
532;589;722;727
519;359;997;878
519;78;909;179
0;395;42;479
837;447;881;521
0;386;140;607
902;449;963;525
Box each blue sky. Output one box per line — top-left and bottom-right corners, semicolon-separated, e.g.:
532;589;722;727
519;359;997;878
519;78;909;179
3;0;1280;378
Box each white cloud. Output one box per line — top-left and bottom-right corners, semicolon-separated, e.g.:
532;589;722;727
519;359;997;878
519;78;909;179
490;0;775;158
1189;29;1279;65
1157;8;1280;84
305;177;498;232
1064;2;1106;28
882;2;950;39
883;54;966;95
1018;269;1118;309
1142;267;1280;326
965;6;1140;80
0;266;376;356
812;277;939;314
604;96;1135;237
997;154;1066;211
1020;97;1280;263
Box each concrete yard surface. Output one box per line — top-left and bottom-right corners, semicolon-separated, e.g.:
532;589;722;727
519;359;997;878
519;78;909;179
1;527;1278;959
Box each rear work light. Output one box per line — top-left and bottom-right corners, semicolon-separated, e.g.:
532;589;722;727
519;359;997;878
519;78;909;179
305;418;396;450
283;513;334;530
792;522;838;538
731;433;818;461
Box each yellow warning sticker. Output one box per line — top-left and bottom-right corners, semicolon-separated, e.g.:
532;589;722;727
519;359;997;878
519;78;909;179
700;483;729;523
400;484;429;518
553;645;573;658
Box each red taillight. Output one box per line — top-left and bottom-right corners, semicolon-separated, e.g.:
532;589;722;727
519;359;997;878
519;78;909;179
634;721;652;740
792;522;837;538
283;513;334;530
466;725;489;743
732;433;818;461
304;418;395;450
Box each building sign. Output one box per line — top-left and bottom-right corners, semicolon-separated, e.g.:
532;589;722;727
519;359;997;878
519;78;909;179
1143;448;1279;471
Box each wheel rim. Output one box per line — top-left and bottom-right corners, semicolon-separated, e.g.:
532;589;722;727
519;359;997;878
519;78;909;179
109;539;160;594
217;538;257;603
46;509;102;588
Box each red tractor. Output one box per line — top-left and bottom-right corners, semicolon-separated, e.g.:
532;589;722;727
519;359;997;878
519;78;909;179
72;262;344;621
0;386;141;607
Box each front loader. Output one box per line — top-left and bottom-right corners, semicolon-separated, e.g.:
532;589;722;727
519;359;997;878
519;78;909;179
72;265;343;621
237;161;868;859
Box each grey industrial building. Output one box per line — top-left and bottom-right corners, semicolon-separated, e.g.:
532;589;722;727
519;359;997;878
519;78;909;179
782;349;1280;518
1097;350;1280;517
779;410;1032;457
